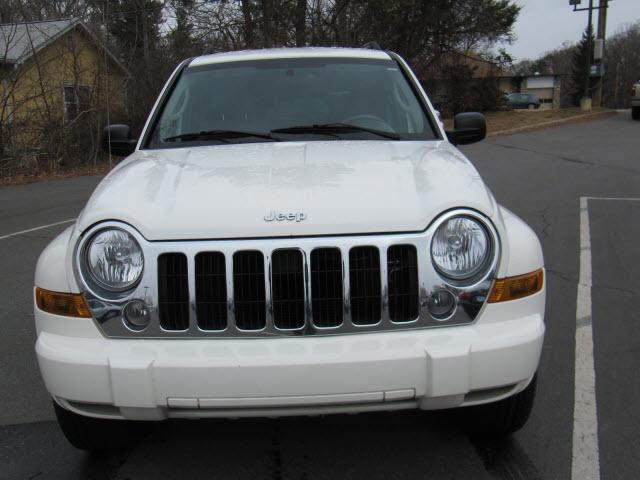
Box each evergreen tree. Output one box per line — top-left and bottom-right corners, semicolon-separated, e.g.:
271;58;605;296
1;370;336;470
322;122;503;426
168;0;197;59
570;27;596;106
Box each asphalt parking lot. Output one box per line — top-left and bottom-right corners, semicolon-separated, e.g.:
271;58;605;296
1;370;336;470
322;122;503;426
1;111;638;480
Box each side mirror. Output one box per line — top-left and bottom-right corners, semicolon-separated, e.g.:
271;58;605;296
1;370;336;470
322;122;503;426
101;124;137;156
445;112;487;146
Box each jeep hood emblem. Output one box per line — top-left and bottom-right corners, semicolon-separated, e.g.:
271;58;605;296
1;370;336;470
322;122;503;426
264;211;307;223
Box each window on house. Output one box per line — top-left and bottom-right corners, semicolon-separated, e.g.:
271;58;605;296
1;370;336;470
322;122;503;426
63;85;91;122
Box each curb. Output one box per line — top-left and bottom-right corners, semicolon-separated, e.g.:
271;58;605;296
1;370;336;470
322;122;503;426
489;110;616;137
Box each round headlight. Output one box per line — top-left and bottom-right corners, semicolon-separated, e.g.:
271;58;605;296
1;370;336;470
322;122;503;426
85;228;144;292
431;215;491;281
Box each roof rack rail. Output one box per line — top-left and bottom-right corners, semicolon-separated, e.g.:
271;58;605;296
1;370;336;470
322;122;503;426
362;41;382;50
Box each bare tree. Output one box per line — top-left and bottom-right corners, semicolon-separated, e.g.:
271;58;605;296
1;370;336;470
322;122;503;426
295;0;306;46
603;22;640;108
240;0;256;48
0;0;523;178
261;0;273;47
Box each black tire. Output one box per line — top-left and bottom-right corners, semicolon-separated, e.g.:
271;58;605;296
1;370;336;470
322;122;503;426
632;107;640;120
460;374;537;437
53;400;148;451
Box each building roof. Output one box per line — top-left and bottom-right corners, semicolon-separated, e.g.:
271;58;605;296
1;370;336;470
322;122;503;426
0;18;128;74
426;50;505;80
0;19;77;63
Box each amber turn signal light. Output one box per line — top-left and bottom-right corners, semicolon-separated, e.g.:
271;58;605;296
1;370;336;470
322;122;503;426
487;269;544;303
35;288;92;318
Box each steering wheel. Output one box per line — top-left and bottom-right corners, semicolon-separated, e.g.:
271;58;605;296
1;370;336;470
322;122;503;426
341;114;394;132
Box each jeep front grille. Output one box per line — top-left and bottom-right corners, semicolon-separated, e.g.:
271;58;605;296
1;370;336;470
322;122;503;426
155;244;421;332
81;213;499;338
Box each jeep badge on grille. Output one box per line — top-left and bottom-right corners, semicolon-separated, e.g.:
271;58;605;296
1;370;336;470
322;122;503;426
264;211;307;222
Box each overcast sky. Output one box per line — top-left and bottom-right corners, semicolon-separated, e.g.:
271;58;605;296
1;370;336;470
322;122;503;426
506;0;638;61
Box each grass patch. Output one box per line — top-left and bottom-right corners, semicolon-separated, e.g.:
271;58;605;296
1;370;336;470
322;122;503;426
0;163;113;186
443;107;613;135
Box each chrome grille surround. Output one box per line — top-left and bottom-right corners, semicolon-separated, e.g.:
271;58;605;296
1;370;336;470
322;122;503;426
75;209;500;339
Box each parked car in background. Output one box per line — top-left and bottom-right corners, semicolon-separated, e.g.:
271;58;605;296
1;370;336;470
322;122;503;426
632;81;640;120
34;48;546;451
506;92;540;110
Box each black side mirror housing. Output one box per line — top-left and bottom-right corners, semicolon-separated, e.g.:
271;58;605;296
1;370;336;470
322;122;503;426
101;124;137;156
445;112;487;146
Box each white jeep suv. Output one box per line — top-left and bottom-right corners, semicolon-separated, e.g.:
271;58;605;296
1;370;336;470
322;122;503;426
34;48;545;450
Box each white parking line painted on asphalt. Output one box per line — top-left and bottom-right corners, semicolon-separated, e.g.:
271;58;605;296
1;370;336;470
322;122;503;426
0;218;76;241
585;196;640;201
572;196;640;480
572;196;599;480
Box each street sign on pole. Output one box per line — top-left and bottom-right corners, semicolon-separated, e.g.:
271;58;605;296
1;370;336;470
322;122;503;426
593;39;604;60
590;64;604;77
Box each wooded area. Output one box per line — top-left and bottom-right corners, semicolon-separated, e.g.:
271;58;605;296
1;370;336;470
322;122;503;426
0;0;523;178
1;1;638;180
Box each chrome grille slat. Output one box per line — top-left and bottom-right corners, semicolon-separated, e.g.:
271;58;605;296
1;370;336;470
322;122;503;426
416;240;432;323
340;246;352;328
264;250;274;332
302;249;312;330
224;250;236;332
380;246;390;325
186;252;198;331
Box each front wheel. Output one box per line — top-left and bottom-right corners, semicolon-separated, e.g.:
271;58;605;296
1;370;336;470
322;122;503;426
53;401;149;451
459;374;537;437
632;107;640;120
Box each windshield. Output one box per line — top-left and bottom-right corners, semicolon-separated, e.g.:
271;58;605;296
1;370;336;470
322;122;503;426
146;57;437;148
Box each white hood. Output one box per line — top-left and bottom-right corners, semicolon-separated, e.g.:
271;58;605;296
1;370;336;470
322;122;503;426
77;141;497;240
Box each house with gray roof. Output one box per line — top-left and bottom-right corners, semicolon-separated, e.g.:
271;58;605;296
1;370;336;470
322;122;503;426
0;18;128;166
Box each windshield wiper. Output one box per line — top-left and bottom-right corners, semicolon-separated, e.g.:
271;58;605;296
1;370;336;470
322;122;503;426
271;123;401;140
164;130;281;143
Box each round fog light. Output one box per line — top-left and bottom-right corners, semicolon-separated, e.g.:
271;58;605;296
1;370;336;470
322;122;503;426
427;290;456;320
123;300;150;331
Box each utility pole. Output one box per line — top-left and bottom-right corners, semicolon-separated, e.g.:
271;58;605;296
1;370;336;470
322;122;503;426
584;0;593;103
594;0;609;107
569;0;610;110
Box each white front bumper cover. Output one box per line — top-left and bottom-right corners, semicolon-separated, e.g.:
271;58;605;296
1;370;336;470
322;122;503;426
36;292;544;421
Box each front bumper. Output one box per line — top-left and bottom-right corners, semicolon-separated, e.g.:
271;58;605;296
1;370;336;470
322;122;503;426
36;292;544;420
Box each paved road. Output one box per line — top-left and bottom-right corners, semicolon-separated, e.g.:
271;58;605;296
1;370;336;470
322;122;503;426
1;112;638;479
